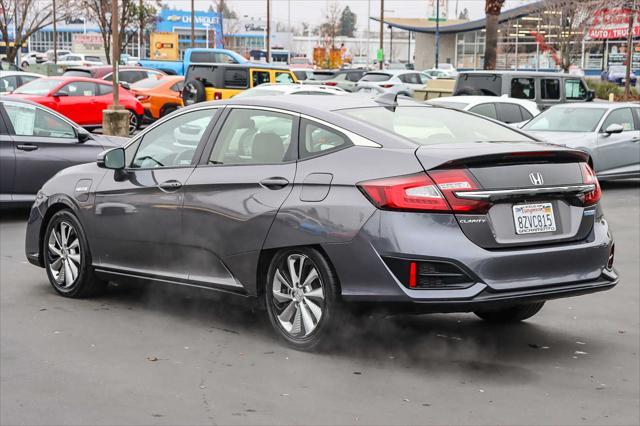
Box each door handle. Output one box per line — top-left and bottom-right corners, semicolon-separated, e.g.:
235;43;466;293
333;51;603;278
158;180;183;191
260;177;289;190
631;137;640;142
16;144;38;152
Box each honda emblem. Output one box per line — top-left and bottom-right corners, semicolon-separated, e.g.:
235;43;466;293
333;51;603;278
529;172;544;186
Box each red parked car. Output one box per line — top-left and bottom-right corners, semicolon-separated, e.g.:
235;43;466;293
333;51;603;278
7;76;145;133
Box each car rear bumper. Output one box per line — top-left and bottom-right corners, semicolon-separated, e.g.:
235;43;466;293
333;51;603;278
323;209;616;309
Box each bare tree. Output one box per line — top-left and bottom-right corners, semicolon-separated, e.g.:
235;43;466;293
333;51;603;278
484;0;505;69
0;0;71;62
319;1;341;49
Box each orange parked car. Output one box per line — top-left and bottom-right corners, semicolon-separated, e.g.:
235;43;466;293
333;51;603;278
130;75;184;122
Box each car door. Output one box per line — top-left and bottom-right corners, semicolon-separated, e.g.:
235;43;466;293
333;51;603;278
181;107;298;290
2;100;104;201
53;81;99;125
0;104;15;202
91;107;221;278
595;107;640;176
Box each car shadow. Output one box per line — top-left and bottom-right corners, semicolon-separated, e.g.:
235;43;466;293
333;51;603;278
600;178;639;190
74;280;601;383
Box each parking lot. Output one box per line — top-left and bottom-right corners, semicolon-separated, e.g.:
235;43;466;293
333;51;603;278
0;180;637;425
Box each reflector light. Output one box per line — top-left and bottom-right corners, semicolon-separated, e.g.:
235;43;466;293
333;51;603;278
409;262;417;288
214;92;222;100
579;163;601;206
324;82;337;86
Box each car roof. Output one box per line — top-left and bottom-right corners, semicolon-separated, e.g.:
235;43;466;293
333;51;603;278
39;76;112;85
0;71;42;77
189;62;291;71
249;83;345;93
365;69;416;76
547;102;639;109
460;70;580;78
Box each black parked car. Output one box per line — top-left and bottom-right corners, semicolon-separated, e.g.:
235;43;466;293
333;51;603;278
0;98;127;206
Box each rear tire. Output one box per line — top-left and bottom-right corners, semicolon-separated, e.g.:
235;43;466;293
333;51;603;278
160;105;178;117
474;302;545;323
128;110;140;134
182;80;207;105
265;247;343;351
43;210;106;298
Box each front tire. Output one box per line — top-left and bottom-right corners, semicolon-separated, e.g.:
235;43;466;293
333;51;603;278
474;302;545;323
128;110;140;134
265;248;342;351
43;210;106;298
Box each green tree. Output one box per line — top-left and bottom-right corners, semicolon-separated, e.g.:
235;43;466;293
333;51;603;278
338;5;356;37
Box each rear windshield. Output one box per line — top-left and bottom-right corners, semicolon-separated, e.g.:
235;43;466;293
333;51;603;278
62;70;93;78
457;74;502;96
13;79;60;95
361;73;391;82
523;107;606;132
342;106;531;145
86;56;102;62
310;71;335;81
132;78;165;89
186;65;217;85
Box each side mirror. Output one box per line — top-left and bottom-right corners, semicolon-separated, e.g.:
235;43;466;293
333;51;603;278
587;89;595;101
120;81;131;90
76;127;92;143
97;147;125;169
604;123;624;135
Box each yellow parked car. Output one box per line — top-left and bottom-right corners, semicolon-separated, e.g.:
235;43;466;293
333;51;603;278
181;63;298;105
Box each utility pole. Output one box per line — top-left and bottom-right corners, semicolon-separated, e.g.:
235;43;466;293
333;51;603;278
366;0;371;67
191;0;195;48
625;0;636;99
112;0;120;107
435;0;440;68
266;0;271;63
52;0;58;64
138;0;143;58
379;0;384;69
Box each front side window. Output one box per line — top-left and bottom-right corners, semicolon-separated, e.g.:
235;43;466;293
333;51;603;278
3;101;75;138
343;106;531;145
0;76;18;92
601;108;636;132
511;78;535;100
131;109;216;168
300;119;350;159
252;70;270;87
469;103;498;120
541;79;560;100
59;81;96;97
565;79;587;100
209;109;295;165
275;72;295;83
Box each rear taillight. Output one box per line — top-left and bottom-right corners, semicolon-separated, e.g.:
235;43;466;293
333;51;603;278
213;91;222;100
136;95;150;101
323;82;337;86
579;163;601;206
358;169;489;214
428;169;490;214
380;84;394;88
358;173;450;212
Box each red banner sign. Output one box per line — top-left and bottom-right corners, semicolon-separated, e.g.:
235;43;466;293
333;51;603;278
589;8;640;40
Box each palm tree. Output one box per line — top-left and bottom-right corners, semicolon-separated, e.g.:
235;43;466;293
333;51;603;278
484;0;505;70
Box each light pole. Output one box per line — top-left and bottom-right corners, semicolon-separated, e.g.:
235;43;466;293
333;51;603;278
52;0;58;64
266;0;271;63
435;0;440;68
379;0;384;69
102;0;129;137
191;0;195;48
203;23;210;49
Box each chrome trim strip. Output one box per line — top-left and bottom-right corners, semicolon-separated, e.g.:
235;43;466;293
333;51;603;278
454;184;596;200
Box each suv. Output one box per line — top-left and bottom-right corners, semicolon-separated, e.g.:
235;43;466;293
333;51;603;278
181;63;298;104
313;69;368;92
454;71;595;110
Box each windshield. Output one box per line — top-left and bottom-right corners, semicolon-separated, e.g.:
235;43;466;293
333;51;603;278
457;74;502;96
14;79;60;95
343;106;531;145
609;66;626;73
132;78;166;89
524;107;606;132
361;73;391;82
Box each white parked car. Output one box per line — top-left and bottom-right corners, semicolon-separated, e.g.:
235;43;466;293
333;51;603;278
233;83;347;98
437;63;459;77
56;54;104;67
355;70;430;97
422;68;455;79
0;71;42;95
44;49;72;61
19;52;46;68
427;96;541;125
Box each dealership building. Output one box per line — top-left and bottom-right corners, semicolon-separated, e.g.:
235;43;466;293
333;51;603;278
378;1;640;75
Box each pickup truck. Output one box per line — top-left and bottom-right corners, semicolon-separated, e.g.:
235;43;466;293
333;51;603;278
138;48;247;76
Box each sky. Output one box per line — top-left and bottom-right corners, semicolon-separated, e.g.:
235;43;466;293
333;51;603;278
166;0;536;29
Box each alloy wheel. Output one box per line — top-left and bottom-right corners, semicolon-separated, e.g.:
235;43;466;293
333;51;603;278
47;220;82;289
271;254;325;338
128;112;138;134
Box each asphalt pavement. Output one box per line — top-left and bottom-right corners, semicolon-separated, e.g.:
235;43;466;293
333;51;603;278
1;181;638;426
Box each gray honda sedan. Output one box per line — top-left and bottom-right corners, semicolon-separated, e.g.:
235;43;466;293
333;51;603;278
25;95;617;350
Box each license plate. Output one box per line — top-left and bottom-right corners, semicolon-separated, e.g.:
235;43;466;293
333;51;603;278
512;203;557;235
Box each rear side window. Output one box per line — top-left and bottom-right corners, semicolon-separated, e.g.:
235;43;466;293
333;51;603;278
361;73;391;82
511;78;535;100
97;84;113;95
252;70;270;87
541;79;560;100
300;119;351;159
457;74;502;96
520;106;534;121
224;69;248;89
497;103;524;124
468;103;498;120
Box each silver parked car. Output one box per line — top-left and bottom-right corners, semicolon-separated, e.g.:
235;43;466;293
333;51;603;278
523;103;640;180
356;70;430;97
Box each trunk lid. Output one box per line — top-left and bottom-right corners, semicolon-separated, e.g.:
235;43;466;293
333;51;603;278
414;143;596;249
